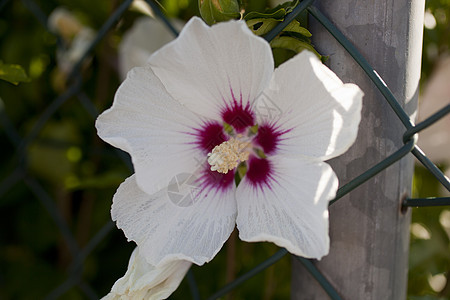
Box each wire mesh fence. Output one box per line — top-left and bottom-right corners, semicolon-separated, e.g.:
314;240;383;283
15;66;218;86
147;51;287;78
0;0;449;299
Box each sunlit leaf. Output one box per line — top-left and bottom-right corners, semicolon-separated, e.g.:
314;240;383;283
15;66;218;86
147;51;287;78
247;18;278;35
244;8;286;21
0;61;30;85
244;0;299;20
247;18;310;37
270;36;322;59
282;20;311;37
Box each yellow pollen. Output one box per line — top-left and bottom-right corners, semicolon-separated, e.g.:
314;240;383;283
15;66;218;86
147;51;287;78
207;136;250;174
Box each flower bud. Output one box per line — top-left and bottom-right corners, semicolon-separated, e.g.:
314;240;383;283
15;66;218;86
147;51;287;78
199;0;240;25
48;8;83;41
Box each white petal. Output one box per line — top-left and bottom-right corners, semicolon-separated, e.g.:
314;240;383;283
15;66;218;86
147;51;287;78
148;17;274;119
96;65;203;195
102;247;191;300
112;175;237;266
259;51;363;160
236;156;337;259
118;17;185;80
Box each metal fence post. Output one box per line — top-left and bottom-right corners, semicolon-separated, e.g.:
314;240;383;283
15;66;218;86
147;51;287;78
291;1;424;299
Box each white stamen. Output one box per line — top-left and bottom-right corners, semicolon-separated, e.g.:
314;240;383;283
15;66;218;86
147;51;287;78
207;137;250;174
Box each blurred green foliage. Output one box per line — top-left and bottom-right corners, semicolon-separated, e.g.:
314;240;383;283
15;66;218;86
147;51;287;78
407;0;450;299
0;61;30;85
421;0;450;84
0;0;448;299
409;164;450;300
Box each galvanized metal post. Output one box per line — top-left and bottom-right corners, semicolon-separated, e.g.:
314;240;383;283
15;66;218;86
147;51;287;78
291;1;424;299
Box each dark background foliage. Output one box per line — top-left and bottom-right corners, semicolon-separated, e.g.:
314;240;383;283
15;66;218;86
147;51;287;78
0;0;448;299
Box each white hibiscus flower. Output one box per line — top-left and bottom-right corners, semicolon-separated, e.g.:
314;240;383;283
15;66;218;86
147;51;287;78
118;17;185;80
96;17;363;267
102;247;191;300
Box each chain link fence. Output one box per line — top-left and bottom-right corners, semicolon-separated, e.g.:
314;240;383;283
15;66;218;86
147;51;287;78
1;0;449;299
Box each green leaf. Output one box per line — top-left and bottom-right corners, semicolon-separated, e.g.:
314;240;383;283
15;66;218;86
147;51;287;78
244;8;287;21
199;0;240;25
244;0;299;20
272;48;296;67
273;0;299;14
282;20;312;37
0;61;30;85
247;18;278;35
270;36;322;59
247;18;311;38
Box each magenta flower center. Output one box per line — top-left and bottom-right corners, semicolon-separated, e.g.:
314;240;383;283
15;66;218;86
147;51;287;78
194;101;285;189
246;157;272;187
221;101;255;133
